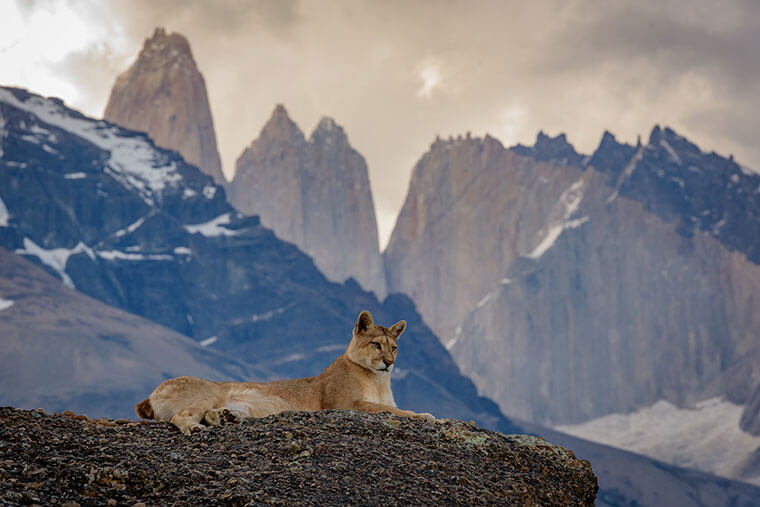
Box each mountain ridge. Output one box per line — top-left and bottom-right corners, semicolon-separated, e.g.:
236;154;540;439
0;85;514;434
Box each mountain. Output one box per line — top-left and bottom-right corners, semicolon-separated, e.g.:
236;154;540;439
5;86;760;505
0;86;515;434
384;133;585;342
384;128;760;483
228;105;387;297
104;27;225;185
0;247;268;419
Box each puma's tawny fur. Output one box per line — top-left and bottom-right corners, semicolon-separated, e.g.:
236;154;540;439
136;311;435;434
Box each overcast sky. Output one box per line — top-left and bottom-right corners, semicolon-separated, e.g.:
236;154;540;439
2;0;758;247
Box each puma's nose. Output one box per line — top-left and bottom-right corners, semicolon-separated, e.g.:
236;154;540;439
383;359;394;367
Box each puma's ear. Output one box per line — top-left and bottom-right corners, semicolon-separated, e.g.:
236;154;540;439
389;320;406;338
354;310;373;335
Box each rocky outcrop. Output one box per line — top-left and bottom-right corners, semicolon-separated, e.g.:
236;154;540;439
384;125;760;443
104;28;224;184
511;131;586;167
228;106;386;297
384;134;584;341
0;408;598;505
0;86;514;434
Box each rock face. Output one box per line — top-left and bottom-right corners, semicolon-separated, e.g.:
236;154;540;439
104;27;224;185
227;106;387;297
0;86;515;434
384;127;760;438
384;134;585;341
0;408;598;505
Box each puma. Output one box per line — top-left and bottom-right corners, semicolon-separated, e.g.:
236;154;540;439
136;311;436;434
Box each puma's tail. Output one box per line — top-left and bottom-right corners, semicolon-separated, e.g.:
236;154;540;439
136;398;154;419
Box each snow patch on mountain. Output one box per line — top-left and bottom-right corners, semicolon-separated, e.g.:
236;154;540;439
0;196;9;226
0;298;14;312
660;138;682;165
96;250;173;261
184;213;240;237
606;145;646;203
16;238;95;288
527;178;588;259
556;397;760;484
0;88;182;205
114;216;146;238
0;112;6;158
251;304;293;323
202;185;216;199
199;336;218;347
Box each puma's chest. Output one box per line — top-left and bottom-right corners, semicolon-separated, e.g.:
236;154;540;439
361;380;396;407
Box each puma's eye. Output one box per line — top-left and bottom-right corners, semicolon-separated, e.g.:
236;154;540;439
392;345;397;352
372;342;382;350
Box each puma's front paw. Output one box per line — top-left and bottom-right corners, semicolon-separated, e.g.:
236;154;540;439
413;412;436;423
204;408;242;427
203;408;222;427
220;408;242;424
178;422;205;436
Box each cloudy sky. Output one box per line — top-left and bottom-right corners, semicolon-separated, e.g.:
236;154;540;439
2;0;758;247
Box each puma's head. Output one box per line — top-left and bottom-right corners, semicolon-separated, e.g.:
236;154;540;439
346;310;406;374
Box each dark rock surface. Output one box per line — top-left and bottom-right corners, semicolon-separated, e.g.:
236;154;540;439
0;407;597;506
511;131;585;167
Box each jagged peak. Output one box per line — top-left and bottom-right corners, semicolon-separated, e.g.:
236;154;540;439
594;130;636;153
141;27;193;60
429;132;494;149
535;131;574;151
254;104;305;145
536;130;567;144
316;116;338;132
511;130;583;166
646;125;703;165
265;103;296;127
599;130;618;145
647;124;663;145
310;116;348;145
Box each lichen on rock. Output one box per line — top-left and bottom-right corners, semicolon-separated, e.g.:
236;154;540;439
0;407;597;505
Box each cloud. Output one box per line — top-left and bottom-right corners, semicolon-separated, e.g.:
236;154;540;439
4;0;759;247
416;58;443;100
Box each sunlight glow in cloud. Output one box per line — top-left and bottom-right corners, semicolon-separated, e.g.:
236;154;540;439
416;59;442;100
0;1;129;113
493;102;528;147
